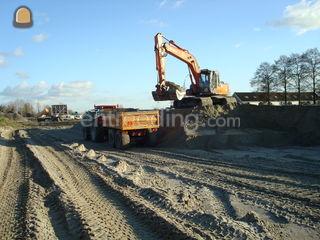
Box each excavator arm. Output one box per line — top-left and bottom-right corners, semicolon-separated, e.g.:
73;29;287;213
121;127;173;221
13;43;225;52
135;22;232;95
155;33;201;87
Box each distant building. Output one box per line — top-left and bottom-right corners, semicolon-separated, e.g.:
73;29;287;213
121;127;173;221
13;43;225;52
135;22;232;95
51;105;68;116
233;92;320;106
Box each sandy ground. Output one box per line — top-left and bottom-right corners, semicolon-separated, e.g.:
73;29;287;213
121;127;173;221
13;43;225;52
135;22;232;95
0;125;319;239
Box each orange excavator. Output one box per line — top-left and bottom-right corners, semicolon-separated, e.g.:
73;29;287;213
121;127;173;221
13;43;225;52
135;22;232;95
152;33;235;108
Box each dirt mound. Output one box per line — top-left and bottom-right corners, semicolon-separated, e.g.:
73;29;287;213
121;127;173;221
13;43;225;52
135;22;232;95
18;130;29;139
70;143;80;149
114;160;132;173
0;127;14;139
236;105;320;146
158;105;320;148
76;144;87;152
97;155;109;163
86;149;96;159
157;106;226;147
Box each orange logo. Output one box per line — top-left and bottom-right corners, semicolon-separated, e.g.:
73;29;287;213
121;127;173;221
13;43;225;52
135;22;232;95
13;6;33;28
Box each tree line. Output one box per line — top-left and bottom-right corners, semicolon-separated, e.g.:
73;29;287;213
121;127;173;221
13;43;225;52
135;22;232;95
0;99;36;118
0;100;77;119
250;48;320;105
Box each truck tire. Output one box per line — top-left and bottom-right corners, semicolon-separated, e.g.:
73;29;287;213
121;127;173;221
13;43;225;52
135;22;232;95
107;129;116;148
115;130;130;149
91;127;105;142
82;127;91;141
145;129;158;147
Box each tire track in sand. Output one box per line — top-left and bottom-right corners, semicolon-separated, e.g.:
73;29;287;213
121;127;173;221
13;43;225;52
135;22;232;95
26;133;162;240
0;135;26;239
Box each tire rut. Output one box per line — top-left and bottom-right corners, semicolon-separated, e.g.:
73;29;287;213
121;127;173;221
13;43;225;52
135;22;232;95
0;138;26;239
108;150;320;227
26;132;164;240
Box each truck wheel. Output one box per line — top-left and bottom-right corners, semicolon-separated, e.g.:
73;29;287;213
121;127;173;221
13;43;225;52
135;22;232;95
146;129;158;147
91;127;105;142
82;127;91;140
115;131;130;149
107;129;116;148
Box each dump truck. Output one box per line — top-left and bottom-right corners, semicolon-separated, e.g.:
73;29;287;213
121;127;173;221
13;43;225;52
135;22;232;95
82;105;160;149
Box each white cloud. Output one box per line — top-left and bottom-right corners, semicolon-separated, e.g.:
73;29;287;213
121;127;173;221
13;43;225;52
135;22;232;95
12;47;24;57
0;55;6;67
0;47;24;67
0;47;24;58
159;0;168;7
0;81;93;101
141;19;166;27
35;12;50;26
1;81;48;99
159;0;185;8
46;81;93;99
32;33;48;43
234;42;243;48
173;0;185;8
13;47;24;57
15;71;29;79
273;0;320;35
253;27;261;32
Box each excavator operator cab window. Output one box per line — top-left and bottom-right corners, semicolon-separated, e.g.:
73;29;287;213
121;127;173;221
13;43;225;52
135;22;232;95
199;72;211;93
200;72;210;89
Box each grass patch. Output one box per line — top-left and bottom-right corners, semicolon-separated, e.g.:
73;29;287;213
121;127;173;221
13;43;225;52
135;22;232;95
0;116;22;128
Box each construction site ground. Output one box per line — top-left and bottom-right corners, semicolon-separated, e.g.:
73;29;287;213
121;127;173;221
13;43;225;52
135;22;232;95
0;121;319;240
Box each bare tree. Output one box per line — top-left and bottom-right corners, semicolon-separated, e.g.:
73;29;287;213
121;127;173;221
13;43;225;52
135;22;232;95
5;102;17;113
3;100;35;117
288;54;308;105
36;101;41;114
21;102;35;117
274;55;291;105
251;62;278;105
303;48;320;104
0;105;6;113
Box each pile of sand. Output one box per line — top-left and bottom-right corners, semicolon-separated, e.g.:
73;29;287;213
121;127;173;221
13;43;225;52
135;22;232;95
18;130;28;139
0;127;14;139
97;155;108;163
86;149;96;159
70;143;80;149
76;144;87;152
158;105;320;148
236;105;320;146
114;160;131;174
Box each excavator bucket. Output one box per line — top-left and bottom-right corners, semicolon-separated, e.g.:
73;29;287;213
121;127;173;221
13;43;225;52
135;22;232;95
152;81;186;101
152;91;178;101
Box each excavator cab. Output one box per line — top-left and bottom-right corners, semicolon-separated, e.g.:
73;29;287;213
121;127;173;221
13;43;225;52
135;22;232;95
198;69;219;95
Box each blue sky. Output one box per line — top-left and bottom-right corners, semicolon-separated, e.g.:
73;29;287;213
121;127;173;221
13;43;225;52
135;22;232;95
1;0;320;111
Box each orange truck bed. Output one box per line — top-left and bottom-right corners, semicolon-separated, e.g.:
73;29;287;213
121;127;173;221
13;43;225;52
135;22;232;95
101;110;160;131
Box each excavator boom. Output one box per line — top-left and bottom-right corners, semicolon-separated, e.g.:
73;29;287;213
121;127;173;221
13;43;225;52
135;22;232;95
155;33;201;86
